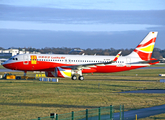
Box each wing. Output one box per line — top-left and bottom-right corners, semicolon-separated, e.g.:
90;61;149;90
62;51;122;70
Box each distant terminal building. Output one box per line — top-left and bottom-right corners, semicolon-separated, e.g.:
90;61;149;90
69;48;84;54
0;48;28;58
0;48;41;64
161;58;165;63
0;48;41;58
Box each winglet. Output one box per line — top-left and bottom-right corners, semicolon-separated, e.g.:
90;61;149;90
113;51;122;62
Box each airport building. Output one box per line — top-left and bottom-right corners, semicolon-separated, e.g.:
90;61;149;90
0;48;41;57
0;48;26;58
69;48;84;54
0;48;41;64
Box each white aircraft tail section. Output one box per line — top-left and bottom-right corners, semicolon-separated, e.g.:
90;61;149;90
128;32;158;61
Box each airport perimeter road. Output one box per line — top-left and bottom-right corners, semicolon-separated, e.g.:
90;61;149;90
80;104;165;120
122;104;165;120
120;89;165;94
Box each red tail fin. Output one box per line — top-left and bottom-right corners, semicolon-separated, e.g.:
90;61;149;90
128;32;158;61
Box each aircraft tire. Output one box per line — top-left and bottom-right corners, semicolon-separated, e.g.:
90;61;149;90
72;75;77;80
79;76;84;81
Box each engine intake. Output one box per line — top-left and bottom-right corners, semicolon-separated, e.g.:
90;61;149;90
45;67;72;78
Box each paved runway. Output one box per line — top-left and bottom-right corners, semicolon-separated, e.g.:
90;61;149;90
120;89;165;94
121;105;165;120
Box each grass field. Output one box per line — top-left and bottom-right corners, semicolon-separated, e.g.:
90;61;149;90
0;65;5;69
0;67;165;120
139;113;165;120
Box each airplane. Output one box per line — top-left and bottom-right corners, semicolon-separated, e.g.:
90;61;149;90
2;32;159;80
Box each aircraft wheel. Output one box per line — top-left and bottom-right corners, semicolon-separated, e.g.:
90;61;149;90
79;76;84;81
72;75;77;80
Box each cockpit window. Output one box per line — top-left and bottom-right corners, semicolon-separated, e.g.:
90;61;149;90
9;56;18;61
11;58;18;60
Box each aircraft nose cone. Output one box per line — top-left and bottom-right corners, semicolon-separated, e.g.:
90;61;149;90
2;62;7;68
2;61;5;66
2;61;10;69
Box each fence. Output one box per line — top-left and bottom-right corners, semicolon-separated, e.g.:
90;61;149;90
32;105;124;120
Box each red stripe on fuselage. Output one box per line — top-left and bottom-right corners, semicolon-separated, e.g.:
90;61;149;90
3;61;147;73
3;61;73;71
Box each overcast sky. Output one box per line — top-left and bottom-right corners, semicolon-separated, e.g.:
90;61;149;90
0;0;165;49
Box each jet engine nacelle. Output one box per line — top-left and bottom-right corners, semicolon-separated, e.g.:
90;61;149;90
45;67;72;78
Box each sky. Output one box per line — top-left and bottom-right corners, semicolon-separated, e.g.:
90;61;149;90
0;0;165;49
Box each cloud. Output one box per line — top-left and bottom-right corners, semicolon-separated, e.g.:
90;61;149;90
0;21;160;32
0;0;165;10
0;1;164;49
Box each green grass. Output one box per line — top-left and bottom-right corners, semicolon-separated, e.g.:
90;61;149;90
0;68;165;120
0;65;5;69
149;63;165;67
139;113;165;120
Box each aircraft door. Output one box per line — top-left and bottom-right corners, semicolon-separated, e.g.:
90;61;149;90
126;58;131;67
31;55;37;64
23;55;29;65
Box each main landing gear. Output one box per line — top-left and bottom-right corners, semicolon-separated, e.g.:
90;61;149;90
71;75;84;81
71;70;84;81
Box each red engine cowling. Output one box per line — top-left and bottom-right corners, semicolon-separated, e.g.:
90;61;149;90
45;67;72;78
149;58;160;65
